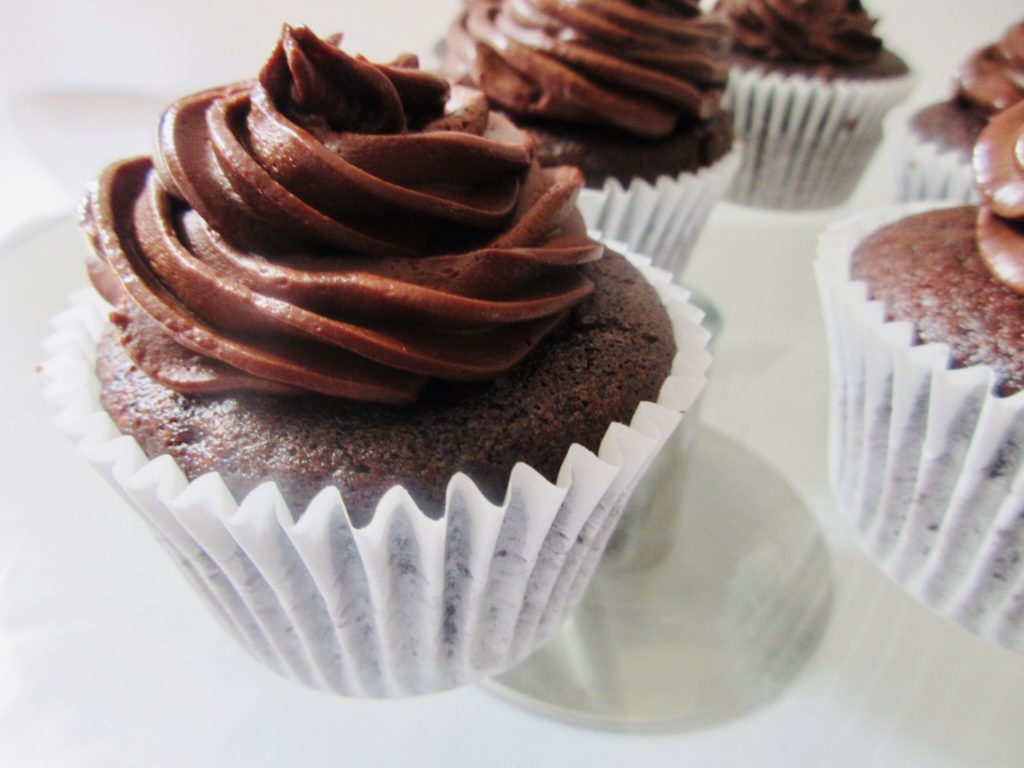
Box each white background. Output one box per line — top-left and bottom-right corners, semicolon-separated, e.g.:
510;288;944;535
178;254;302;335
2;2;1024;767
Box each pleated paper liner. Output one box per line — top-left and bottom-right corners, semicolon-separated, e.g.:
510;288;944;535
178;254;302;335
726;64;914;210
575;147;740;279
893;130;977;204
42;246;712;697
816;204;1024;654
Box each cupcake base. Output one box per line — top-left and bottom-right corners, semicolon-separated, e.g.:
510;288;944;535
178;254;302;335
43;248;712;697
93;250;676;525
817;204;1024;655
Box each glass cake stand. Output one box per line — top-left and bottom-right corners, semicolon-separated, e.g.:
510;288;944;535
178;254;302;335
486;292;834;731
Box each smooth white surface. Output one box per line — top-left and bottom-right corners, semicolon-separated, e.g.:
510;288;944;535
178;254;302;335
3;1;1024;765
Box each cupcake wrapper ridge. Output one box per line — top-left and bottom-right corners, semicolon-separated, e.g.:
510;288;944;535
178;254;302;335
816;204;1024;655
893;130;977;205
42;246;711;697
576;147;741;278
726;65;914;210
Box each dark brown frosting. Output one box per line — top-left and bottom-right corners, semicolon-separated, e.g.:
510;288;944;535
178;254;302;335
80;25;602;404
442;0;731;139
714;0;882;65
955;19;1024;116
974;99;1024;295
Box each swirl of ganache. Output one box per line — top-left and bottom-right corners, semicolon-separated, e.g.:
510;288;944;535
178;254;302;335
956;19;1024;116
714;0;882;65
973;99;1024;295
80;25;602;404
442;0;732;139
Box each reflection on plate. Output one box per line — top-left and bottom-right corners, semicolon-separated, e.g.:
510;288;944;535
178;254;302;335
490;426;832;731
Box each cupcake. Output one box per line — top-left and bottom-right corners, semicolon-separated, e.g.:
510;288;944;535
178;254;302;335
816;101;1024;654
441;0;740;275
716;0;913;210
899;18;1024;205
46;25;711;697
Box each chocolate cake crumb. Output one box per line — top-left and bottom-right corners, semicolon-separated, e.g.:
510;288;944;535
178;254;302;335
97;250;677;526
851;206;1024;397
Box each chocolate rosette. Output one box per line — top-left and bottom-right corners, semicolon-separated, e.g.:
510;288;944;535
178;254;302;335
81;25;602;404
442;0;731;139
974;99;1024;294
714;0;882;64
956;19;1024;117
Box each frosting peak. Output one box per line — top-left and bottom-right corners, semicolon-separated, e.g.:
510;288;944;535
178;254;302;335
955;19;1024;117
82;26;602;404
259;26;449;135
973;99;1024;295
714;0;882;65
442;0;731;139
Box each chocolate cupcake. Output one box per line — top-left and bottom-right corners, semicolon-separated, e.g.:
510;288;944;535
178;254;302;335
716;0;913;209
816;101;1024;654
899;18;1024;204
441;0;740;275
46;25;710;697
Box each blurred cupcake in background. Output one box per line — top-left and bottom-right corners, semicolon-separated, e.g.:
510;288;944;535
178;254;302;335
816;100;1024;655
716;0;913;210
442;0;740;276
898;18;1024;205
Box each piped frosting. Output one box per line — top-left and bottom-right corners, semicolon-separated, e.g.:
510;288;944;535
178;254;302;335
442;0;731;139
81;25;602;404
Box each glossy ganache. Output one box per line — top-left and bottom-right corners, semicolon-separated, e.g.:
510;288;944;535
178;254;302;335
974;99;1024;295
80;25;602;404
442;0;731;139
956;19;1024;117
714;0;882;64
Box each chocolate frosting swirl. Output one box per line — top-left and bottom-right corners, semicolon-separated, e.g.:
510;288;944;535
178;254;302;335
442;0;731;139
714;0;882;65
974;99;1024;295
956;19;1024;116
81;25;602;404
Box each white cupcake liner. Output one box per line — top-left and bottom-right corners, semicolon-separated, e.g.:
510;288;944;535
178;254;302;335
41;247;711;697
725;64;914;210
816;204;1024;654
575;147;740;278
893;130;977;204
